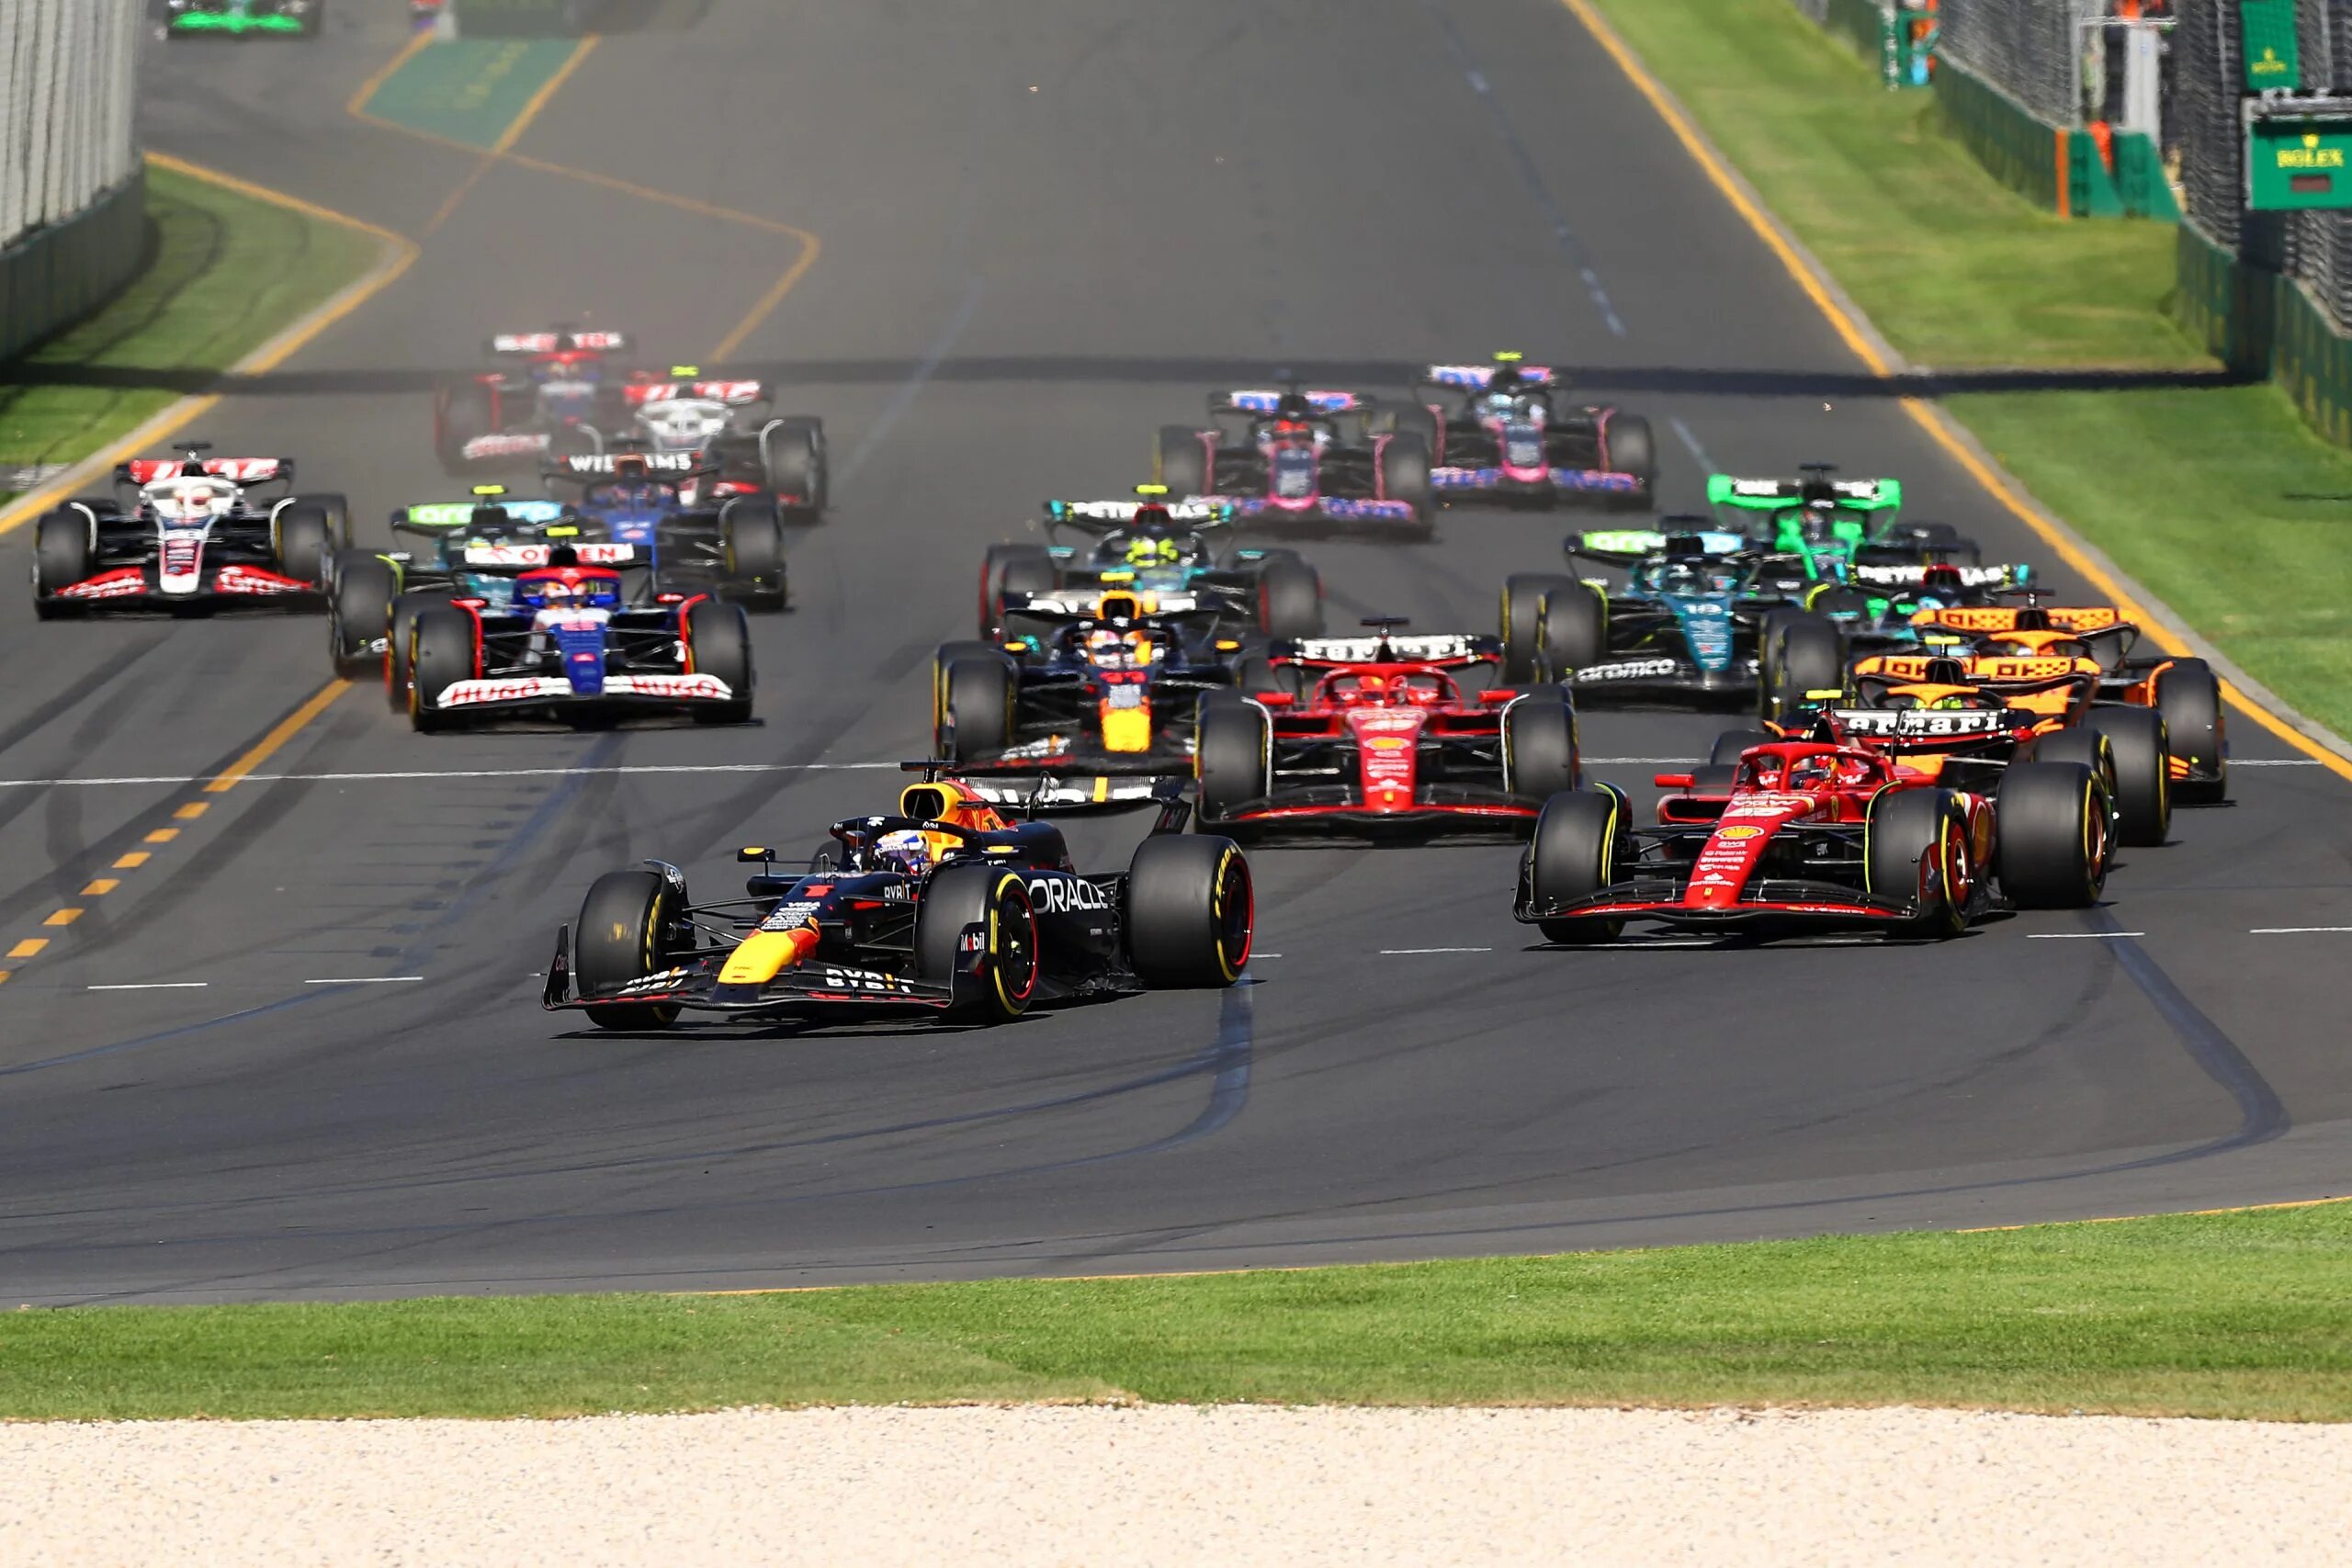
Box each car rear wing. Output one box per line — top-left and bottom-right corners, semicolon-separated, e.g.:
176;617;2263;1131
543;450;705;481
1851;562;2027;592
1044;498;1237;531
1566;527;1747;565
623;378;768;408
489;330;629;356
119;457;292;488
391;498;569;536
1823;706;2028;740
1707;474;1903;513
1212;389;1367;416
1911;603;2122;634
964;775;1172;813
1269;632;1500;666
1418;362;1561;389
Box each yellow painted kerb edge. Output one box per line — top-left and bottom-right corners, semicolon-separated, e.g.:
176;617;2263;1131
1560;0;2352;784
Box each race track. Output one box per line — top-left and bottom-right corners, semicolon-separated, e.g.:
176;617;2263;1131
3;0;2346;1304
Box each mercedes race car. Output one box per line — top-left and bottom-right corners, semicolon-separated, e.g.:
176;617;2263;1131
1408;355;1653;510
933;592;1241;797
1194;622;1581;839
978;491;1324;644
152;0;320;38
615;368;827;515
1515;728;2115;943
32;446;347;618
542;767;1252;1028
1707;467;1982;582
1154;389;1433;534
403;558;752;731
433;328;635;473
543;452;787;610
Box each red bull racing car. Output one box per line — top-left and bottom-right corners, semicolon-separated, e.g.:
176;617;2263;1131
1194;621;1580;839
31;446;347;618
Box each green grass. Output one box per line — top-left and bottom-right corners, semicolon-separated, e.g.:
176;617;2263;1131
0;163;381;504
6;1204;2349;1420
1587;0;2352;739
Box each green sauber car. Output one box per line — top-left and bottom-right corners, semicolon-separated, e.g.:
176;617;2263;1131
1706;465;1982;584
153;0;321;39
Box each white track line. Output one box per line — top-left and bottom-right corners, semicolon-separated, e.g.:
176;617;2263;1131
304;976;424;985
2026;931;2146;940
1378;946;1493;955
87;982;209;990
2249;927;2352;934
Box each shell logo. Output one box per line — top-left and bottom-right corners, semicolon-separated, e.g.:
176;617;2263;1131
1714;825;1765;841
1367;736;1410;751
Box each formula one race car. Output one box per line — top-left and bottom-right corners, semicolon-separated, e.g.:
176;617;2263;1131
615;368;827;514
403;558;752;731
544;451;787;610
1515;729;2114;943
933;592;1240;798
1154;389;1432;534
1707;468;1982;582
1410;355;1653;510
433;328;634;473
32;446;347;618
1496;525;1834;706
978;491;1325;644
542;766;1253;1028
152;0;321;38
1193;621;1580;839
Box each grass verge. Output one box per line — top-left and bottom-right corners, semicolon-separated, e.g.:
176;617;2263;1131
0;162;381;505
1584;0;2352;740
5;1203;2348;1420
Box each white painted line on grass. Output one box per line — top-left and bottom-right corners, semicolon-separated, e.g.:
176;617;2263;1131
87;982;209;990
2026;931;2146;940
304;976;424;985
1378;947;1494;955
2249;927;2352;934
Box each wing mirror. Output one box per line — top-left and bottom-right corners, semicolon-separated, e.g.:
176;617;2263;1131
1477;689;1515;705
1653;773;1695;789
1252;691;1295;707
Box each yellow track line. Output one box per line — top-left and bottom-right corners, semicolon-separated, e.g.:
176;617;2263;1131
1560;0;2352;785
344;28;433;120
423;35;602;236
204;679;352;794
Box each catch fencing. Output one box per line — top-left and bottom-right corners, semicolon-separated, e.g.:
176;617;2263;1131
1;0;146;361
1936;0;2098;129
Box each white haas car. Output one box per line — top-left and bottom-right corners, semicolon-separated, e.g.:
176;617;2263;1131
31;445;349;619
617;367;828;516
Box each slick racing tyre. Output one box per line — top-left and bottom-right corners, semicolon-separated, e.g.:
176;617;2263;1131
914;864;1040;1024
1376;431;1434;535
1524;786;1625;943
1500;572;1578;682
32;509;92;618
1865;787;1973;938
1194;692;1271;826
1599;413;1655;504
760;418;825;513
1255;555;1324;639
978;544;1057;639
934;643;1014;761
1709;728;1777;767
1996;761;2109;908
1126;834;1253;987
328;552;397;679
435;383;495;474
1502;686;1580;802
2153;659;2225;805
1761;613;1844;722
295;492;353;550
2085;706;2170;847
1534;581;1607;683
272;502;335;589
719;498;788;611
385;595;429;711
407;605;478;734
1155;425;1210;497
684;597;755;724
575;868;686;1031
1375;400;1442;457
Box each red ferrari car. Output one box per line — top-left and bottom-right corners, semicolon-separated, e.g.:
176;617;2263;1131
1193;622;1578;838
1516;730;2110;943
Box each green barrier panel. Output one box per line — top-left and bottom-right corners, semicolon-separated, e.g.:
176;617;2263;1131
1933;61;2063;210
2273;273;2352;446
1822;0;1889;67
2114;130;2182;222
0;169;149;364
2067;132;2127;218
2171;220;2275;376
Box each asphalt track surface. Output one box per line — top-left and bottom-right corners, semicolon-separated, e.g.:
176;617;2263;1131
2;2;2346;1305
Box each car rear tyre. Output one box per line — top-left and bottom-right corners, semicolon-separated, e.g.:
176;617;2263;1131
1255;557;1323;639
685;597;755;724
273;502;334;589
719;498;788;610
1126;834;1253;987
760;419;824;512
32;510;91;617
1762;614;1844;722
1525;786;1624;942
914;864;1039;1023
2086;707;2170;847
935;644;1014;760
1535;581;1607;682
407;606;477;733
1865;787;1972;937
2153;659;2225;805
1195;692;1271;825
575;869;685;1031
1503;687;1579;802
1600;413;1655;498
1996;761;2109;908
1156;425;1210;496
978;544;1058;638
329;553;397;679
296;491;352;548
1376;431;1434;533
1500;572;1578;682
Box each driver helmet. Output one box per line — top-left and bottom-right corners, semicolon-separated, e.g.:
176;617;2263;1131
1084;626;1155;671
1921;563;1966;596
1124;536;1183;567
1273;391;1315;423
876;829;933;878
